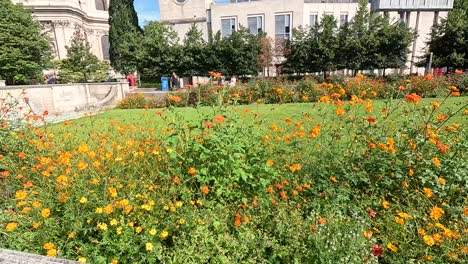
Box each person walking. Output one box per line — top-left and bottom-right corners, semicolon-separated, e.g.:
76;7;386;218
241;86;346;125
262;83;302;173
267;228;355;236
171;72;180;90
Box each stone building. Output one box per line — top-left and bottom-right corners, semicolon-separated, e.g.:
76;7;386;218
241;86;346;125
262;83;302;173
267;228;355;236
159;0;454;75
11;0;110;61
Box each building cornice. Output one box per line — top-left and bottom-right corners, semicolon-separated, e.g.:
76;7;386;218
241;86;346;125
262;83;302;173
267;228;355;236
23;5;108;24
161;17;208;25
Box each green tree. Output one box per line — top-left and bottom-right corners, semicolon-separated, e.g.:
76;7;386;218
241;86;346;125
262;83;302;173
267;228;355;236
180;23;207;77
283;27;311;75
223;28;260;77
0;0;51;85
336;0;370;75
139;22;180;80
426;0;468;69
58;30;110;83
109;0;142;74
311;15;339;78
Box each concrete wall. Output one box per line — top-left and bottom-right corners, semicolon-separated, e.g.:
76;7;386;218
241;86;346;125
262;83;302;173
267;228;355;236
0;82;129;115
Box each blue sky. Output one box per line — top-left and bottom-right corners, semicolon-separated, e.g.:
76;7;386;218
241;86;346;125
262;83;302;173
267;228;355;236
134;0;160;27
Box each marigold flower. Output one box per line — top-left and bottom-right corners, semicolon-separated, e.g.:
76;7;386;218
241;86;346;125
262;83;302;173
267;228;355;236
397;212;410;220
18;152;26;159
78;257;87;263
6;222;18;232
15;190;27;200
46;249;57;257
363;230;373;239
168;94;182;103
103;204;114;214
418;228;426;236
159;230;169;239
432;233;443;243
336;107;345;116
214;115;226;123
429;206;444;220
365;116;376;123
317;217;326;225
330;176;338;183
41;208;51;218
387;243;398;252
188;167;196;175
43;242;55;250
79;197;88;204
145;242;153;251
394;217;405;225
423;235;435;246
97;222;108;231
382;200;390;209
437;177;446;185
436;143;449;154
201;185;209;195
266;160;274;167
423;255;433;261
365;99;373;112
405;93;422;104
289;163;302;173
424;187;433;198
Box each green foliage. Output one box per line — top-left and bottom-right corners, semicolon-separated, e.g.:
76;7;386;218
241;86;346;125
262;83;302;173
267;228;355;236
58;31;110;83
108;0;142;73
427;0;468;69
139;22;180;80
0;0;51;85
179;23;208;77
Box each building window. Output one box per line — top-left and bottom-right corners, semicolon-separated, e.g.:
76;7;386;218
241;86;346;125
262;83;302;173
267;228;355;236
275;14;291;41
221;17;236;38
247;15;263;35
340;13;348;26
95;0;107;11
101;35;110;60
310;13;318;27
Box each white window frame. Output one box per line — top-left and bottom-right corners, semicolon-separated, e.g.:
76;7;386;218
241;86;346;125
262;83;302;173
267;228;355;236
275;12;292;41
221;16;237;38
247;14;264;35
309;12;318;27
340;12;348;27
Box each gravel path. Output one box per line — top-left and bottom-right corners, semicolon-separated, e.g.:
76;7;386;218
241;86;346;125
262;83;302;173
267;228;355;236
0;249;80;264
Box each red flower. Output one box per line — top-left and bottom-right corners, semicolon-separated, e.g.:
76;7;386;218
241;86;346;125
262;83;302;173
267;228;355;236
214;115;226;123
42;110;49;116
367;207;376;218
365;117;376;123
371;244;383;256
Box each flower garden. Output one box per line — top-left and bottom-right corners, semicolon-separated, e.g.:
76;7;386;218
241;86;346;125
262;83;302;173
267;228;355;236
1;74;467;263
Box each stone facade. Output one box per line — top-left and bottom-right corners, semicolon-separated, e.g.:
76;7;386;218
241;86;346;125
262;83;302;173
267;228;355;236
11;0;110;61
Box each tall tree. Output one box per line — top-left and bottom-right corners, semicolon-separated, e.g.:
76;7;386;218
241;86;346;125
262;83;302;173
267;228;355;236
426;0;468;69
58;30;110;83
180;23;207;77
283;26;311;75
0;0;51;85
108;0;142;74
336;0;370;75
139;22;180;80
311;15;339;78
222;27;260;77
257;34;274;77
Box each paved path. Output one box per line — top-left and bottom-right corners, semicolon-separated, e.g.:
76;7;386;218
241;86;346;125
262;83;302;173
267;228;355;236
0;249;80;264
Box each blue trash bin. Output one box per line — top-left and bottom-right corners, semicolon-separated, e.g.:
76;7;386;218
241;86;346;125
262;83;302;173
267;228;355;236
161;77;169;91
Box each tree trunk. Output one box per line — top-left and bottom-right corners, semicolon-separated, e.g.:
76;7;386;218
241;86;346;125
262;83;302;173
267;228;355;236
383;68;386;77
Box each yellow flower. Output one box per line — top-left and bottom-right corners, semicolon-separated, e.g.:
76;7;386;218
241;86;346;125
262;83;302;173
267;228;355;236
15;190;27;200
423;255;434;261
111;259;118;264
437;177;446;185
149;229;157;235
423;188;433;198
68;232;75;238
79;197;87;204
178;219;186;225
103;204;113;214
46;248;57;257
32;201;42;207
32;222;41;229
394;217;405;225
387;243;398;252
43;242;55;250
363;230;373;239
159;230;169;239
175;201;183;207
432;233;443;243
97;222;108;231
418;228;426;236
110;219;118;226
145;242;153;251
6;222;18;232
423;235;435;246
382;200;390;209
41;208;51;218
116;227;122;235
135;226;143;233
397;212;410;220
78;257;87;263
429;206;444;220
166;148;173;154
95;207;103;214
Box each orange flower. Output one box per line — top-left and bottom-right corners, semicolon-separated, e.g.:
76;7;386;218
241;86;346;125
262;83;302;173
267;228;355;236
201;185;209;195
188;167;196;175
266;159;274;167
289;163;302;173
424;187;433;198
436;142;449;154
168;94;182;103
436;114;447;121
365;99;373;112
454;69;463;74
18;152;26;159
394;216;405;225
363;230;373;239
173;176;180;184
336;107;345;116
382;200;390;209
405;93;422;104
429;206;444;220
203;121;214;128
41;208;51;218
330;176;338;183
387;243;398;252
423;235;435;246
6;222;18;232
317;217;326;225
437;177;446;185
15;190;27;200
267;185;274;193
214;115;226;123
432;157;441;167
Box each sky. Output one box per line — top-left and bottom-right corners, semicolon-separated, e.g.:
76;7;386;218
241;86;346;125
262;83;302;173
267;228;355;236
134;0;160;27
134;0;231;27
